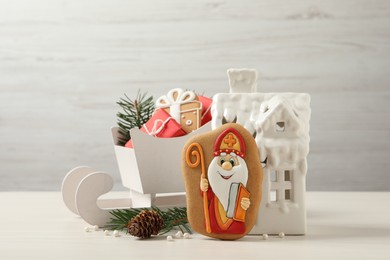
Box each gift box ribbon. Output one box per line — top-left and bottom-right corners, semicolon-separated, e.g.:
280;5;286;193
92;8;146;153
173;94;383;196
143;117;173;137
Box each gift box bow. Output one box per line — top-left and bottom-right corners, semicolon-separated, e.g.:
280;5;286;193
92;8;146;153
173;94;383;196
156;88;196;107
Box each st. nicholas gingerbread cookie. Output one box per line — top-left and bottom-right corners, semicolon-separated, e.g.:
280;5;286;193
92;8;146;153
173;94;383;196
182;123;263;240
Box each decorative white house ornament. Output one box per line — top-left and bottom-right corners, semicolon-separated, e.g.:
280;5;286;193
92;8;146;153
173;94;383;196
211;68;311;235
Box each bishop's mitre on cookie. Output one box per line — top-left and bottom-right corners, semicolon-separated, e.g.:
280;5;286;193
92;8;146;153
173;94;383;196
182;123;263;240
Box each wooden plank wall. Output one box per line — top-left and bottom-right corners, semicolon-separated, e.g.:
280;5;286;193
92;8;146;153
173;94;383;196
0;0;389;191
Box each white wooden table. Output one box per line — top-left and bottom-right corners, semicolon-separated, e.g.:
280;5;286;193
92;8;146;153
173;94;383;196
0;192;389;259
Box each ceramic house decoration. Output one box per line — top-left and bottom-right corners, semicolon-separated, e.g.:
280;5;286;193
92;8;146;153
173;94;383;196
211;68;311;235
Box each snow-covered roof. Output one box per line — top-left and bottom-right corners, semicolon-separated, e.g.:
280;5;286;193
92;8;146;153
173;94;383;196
211;92;311;167
212;92;310;135
255;95;310;138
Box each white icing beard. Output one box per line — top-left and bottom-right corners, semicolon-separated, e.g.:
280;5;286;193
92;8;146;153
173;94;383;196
207;156;248;211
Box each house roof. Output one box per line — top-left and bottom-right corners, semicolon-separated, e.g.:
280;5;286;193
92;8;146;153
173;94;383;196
256;96;304;135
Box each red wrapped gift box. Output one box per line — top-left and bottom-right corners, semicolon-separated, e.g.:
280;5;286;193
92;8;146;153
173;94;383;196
199;95;213;126
125;108;186;148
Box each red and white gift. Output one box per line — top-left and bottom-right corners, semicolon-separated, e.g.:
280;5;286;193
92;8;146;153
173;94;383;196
125;108;186;148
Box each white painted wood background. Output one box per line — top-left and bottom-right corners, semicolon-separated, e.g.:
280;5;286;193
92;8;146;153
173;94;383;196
0;0;389;191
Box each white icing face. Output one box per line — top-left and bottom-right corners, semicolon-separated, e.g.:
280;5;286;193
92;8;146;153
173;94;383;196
208;155;248;211
227;69;257;93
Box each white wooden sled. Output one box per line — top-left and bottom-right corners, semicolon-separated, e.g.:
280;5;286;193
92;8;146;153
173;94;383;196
61;123;211;227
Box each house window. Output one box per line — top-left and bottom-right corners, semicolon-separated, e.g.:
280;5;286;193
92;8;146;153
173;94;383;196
269;169;293;203
270;190;277;202
276;121;285;132
285;189;291;200
284;170;291;181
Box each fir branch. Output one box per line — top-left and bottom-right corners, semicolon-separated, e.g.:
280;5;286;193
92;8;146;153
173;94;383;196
106;207;191;235
116;91;154;146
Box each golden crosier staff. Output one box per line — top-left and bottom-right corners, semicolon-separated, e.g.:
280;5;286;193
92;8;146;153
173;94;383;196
185;143;211;233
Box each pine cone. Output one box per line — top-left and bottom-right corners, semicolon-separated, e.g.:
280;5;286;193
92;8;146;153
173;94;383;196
127;210;164;238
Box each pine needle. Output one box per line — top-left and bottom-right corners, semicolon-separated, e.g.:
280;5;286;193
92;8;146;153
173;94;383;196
105;207;191;235
116;91;154;146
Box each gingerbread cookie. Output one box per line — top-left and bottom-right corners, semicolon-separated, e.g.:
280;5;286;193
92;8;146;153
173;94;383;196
182;123;263;240
156;88;202;133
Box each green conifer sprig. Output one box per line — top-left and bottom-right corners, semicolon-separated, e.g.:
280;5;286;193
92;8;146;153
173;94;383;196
116;91;154;146
106;206;191;235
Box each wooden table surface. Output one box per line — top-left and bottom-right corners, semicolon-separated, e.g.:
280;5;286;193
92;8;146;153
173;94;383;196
0;192;389;259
